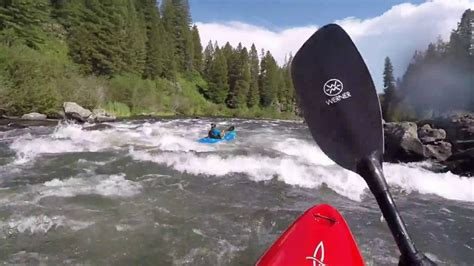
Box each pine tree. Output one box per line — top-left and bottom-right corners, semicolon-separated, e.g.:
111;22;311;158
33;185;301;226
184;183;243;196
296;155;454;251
207;47;229;104
203;40;214;80
191;25;203;73
0;0;51;49
160;27;178;80
227;46;250;108
259;51;279;107
121;0;146;75
424;43;438;64
278;54;295;112
235;47;251;108
382;56;396;120
139;0;164;79
161;0;193;72
397;10;474;115
448;9;473;61
247;44;260;107
225;43;242;108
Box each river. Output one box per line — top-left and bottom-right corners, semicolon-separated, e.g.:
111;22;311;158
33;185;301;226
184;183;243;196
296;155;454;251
0;118;472;265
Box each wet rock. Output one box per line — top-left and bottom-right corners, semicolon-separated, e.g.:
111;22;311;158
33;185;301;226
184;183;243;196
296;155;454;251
7;122;28;129
21;112;47;120
425;141;452;161
422;112;474;152
418;124;446;144
65;112;87;124
83;123;114;131
454;139;474;151
63;102;91;123
63;102;92;118
384;122;425;162
461;126;474;139
89;108;116;123
444;148;474;176
447;112;474;141
47;111;65;120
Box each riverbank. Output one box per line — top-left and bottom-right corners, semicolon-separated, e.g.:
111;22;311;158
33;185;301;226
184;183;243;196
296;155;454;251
383;112;474;177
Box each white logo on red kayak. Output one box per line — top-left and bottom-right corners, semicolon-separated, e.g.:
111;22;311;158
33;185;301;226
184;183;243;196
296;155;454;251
323;79;343;96
306;241;326;266
323;78;352;106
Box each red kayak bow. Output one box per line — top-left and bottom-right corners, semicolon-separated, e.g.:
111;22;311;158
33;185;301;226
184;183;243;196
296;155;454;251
257;204;364;266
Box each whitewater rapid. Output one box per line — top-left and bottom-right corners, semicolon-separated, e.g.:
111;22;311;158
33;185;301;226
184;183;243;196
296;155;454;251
2;119;472;202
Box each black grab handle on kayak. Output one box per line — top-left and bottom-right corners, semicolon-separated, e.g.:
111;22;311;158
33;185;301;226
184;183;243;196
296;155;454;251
356;153;436;266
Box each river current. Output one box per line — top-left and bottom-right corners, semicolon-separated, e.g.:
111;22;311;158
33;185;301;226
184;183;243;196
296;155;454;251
0;118;472;265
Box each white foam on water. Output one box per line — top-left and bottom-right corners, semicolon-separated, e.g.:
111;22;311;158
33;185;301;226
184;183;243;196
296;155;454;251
384;163;474;202
8;121;215;164
6;215;93;234
6;119;473;202
40;174;141;198
130;132;474;202
115;224;133;232
130;149;367;201
273;138;335;166
9;125;112;164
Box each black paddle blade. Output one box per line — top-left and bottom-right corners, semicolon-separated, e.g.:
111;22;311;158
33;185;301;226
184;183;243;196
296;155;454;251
291;24;383;172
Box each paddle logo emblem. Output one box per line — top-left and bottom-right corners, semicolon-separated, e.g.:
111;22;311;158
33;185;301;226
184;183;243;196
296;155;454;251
323;79;343;96
305;241;326;266
323;78;352;106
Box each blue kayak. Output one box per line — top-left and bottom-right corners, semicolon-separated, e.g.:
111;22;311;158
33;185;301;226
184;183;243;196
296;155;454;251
198;131;236;144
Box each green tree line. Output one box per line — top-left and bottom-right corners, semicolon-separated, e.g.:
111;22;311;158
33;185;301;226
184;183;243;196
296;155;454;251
0;0;297;119
382;9;474;121
202;41;296;112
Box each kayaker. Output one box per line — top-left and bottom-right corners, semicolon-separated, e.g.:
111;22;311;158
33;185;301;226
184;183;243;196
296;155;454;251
208;123;223;139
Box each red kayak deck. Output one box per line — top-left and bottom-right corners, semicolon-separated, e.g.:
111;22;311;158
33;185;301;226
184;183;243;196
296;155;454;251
257;204;364;266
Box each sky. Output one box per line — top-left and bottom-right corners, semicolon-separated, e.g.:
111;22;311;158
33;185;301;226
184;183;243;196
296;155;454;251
190;0;474;91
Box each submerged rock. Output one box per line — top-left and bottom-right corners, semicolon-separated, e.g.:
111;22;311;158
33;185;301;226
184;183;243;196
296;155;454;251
21;112;47;120
83;123;114;131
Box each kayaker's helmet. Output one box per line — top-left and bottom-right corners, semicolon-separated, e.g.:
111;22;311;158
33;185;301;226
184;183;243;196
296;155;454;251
211;123;216;128
227;126;235;131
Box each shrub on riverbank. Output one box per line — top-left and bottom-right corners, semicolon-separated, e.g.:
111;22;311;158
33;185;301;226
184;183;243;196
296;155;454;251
0;42;297;120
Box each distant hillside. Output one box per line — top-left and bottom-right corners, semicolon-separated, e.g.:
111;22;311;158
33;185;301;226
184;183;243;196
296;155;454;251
381;9;474;121
0;0;297;119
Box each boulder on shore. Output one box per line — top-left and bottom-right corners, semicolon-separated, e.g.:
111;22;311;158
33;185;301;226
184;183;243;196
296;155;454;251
425;141;452;161
417;124;446;144
63;102;92;124
444;148;474;176
422;112;474;152
385;116;471;176
90;108;116;123
21;112;47;120
384;122;425;162
63;102;92;118
62;103;115;123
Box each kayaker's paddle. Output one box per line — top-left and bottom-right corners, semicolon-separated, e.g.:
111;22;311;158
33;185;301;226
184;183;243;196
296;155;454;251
291;24;435;265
